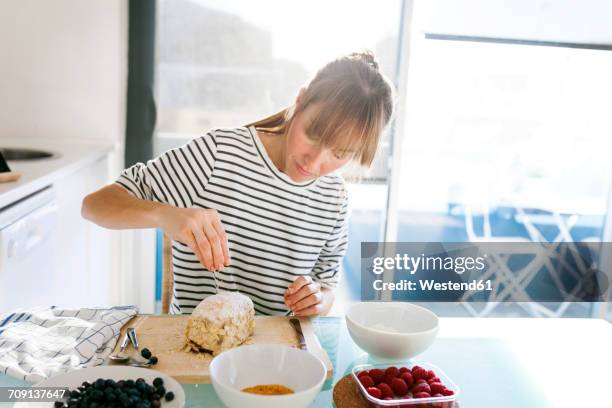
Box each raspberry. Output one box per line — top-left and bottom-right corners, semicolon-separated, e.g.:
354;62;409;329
377;383;394;399
367;386;382;399
357;370;369;379
414;392;431;398
399;367;410;374
426;370;436;380
369;369;385;384
427;376;441;384
416;379;427;385
412;382;431;394
383;373;397;386
385;366;400;378
429;382;446;394
432;393;443;398
400;371;414;387
442;389;454;396
411;365;423;373
359;375;375;388
412;367;429;381
390;378;408;396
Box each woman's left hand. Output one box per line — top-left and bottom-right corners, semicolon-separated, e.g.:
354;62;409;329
284;276;323;316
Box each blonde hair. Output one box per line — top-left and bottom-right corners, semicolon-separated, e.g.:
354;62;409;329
245;50;395;167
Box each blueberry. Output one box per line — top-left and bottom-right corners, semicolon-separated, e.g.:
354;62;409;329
164;391;175;402
155;385;165;397
136;382;147;393
94;379;105;390
148;356;158;365
92;389;104;401
152;377;163;387
53;402;64;408
126;379;135;388
140;348;152;359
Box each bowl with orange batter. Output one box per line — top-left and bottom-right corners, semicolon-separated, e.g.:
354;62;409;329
209;344;326;408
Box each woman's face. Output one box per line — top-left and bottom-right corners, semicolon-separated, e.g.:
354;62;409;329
284;104;354;183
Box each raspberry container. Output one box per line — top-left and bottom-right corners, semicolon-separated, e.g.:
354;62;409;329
351;361;460;407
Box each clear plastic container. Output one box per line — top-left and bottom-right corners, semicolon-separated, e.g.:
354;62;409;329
351;361;460;407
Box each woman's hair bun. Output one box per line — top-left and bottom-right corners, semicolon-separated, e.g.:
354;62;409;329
348;50;379;71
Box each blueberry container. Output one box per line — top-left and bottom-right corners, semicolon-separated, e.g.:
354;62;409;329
351;361;460;407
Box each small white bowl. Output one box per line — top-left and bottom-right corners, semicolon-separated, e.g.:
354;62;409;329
345;302;439;360
209;344;326;408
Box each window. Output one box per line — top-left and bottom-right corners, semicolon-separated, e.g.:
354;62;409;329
390;2;612;317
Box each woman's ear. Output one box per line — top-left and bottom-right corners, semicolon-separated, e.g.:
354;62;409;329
295;87;306;107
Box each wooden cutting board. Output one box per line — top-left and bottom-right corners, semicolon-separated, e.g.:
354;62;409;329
107;315;333;384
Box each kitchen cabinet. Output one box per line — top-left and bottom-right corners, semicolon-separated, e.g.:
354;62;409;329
0;187;59;309
51;155;112;308
0;143;114;312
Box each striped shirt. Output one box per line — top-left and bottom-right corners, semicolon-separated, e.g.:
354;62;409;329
116;126;349;315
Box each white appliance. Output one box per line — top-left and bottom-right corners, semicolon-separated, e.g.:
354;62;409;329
0;186;59;312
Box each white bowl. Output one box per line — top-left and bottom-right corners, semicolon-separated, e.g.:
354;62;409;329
345;302;439;360
209;344;326;408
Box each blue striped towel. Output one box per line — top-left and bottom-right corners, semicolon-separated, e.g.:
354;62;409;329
0;305;138;383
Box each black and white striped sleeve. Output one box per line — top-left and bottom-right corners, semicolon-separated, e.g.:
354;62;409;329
311;192;350;289
115;130;218;208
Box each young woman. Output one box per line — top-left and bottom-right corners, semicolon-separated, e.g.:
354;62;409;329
82;50;394;316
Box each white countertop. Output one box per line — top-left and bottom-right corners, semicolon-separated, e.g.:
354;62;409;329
0;138;115;208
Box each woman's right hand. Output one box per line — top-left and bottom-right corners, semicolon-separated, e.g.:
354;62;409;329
157;206;231;271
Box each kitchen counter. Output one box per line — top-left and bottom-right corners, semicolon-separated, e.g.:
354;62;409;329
0;138;114;209
1;316;610;407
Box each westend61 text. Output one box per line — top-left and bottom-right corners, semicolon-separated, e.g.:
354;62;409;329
373;279;493;292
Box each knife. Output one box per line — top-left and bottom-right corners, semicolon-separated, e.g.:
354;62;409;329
289;318;307;351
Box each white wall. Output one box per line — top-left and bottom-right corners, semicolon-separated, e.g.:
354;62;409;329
0;0;128;142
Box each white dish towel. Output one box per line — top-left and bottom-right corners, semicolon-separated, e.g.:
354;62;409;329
0;305;138;383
